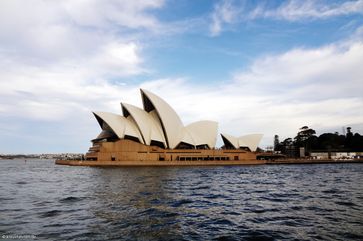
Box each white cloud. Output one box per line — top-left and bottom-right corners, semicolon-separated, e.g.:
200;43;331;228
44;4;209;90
0;0;164;65
222;39;363;142
61;0;164;29
232;41;363;99
210;0;241;36
209;0;363;35
0;0;168;153
89;41;144;76
264;0;363;21
0;0;163;120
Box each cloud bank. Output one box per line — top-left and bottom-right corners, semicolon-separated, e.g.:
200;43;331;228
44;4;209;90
0;0;362;153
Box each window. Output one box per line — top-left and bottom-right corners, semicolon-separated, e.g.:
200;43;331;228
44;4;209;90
86;157;97;161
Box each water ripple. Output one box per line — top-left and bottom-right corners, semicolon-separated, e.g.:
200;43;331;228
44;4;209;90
39;210;63;218
59;196;84;203
0;159;362;240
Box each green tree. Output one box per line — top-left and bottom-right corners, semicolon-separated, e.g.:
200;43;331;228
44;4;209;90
351;133;363;151
280;138;297;157
317;133;345;150
294;126;316;154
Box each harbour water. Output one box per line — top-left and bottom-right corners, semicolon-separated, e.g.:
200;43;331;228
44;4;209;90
1;159;362;240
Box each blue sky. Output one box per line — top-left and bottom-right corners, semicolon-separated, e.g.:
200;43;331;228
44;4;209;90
0;0;363;153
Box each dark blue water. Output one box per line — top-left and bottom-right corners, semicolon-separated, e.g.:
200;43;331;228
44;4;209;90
0;159;362;241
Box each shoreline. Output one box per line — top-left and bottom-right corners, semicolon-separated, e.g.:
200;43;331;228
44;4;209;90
266;158;363;165
55;159;266;166
55;158;363;167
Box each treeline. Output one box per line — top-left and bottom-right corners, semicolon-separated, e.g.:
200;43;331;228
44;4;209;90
274;126;363;157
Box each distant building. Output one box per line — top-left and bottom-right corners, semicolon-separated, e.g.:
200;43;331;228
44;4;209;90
299;147;305;157
310;151;361;160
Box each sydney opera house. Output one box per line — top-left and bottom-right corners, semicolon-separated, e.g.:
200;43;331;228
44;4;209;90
57;89;264;166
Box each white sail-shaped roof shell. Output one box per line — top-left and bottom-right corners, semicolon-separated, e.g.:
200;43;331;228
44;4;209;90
93;112;143;143
221;133;239;149
141;89;184;149
121;103;166;146
183;121;218;148
91;89;262;151
238;134;263;152
221;133;263;151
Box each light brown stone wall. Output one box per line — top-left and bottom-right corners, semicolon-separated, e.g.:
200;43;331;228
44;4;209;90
83;139;258;165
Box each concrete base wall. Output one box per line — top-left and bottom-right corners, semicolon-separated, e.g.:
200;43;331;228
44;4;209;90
55;159;266;166
85;139;257;162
